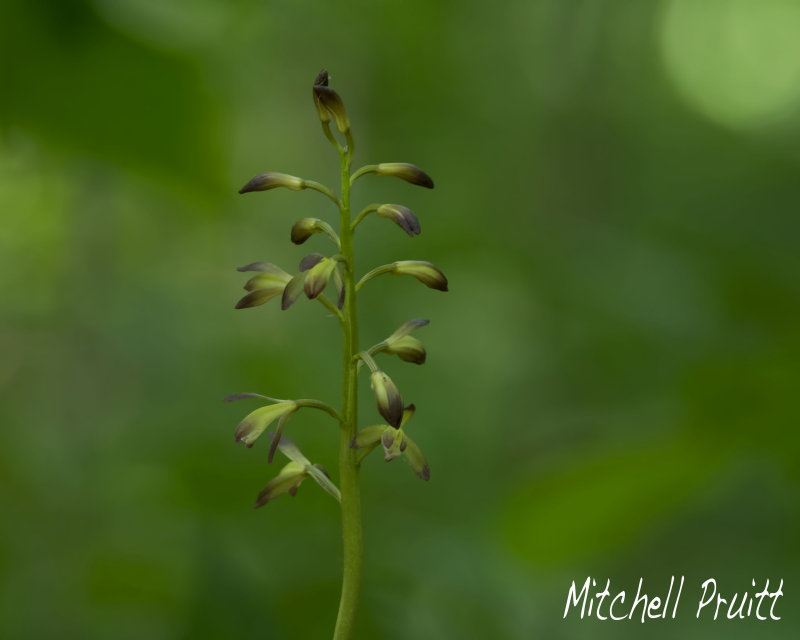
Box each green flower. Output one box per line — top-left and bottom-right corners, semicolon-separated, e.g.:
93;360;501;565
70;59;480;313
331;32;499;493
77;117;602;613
351;405;430;481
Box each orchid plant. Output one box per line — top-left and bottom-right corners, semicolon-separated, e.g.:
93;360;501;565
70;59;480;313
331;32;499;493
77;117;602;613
226;70;447;639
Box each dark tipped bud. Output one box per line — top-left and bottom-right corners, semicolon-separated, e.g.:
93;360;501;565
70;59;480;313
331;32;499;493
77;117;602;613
235;286;285;309
376;204;421;237
370;371;404;428
291;218;324;245
392;261;448;291
313;70;332;123
303;258;336;299
374;163;434;189
313;85;350;133
243;270;291;292
385;335;426;364
239;172;306;194
281;273;306;310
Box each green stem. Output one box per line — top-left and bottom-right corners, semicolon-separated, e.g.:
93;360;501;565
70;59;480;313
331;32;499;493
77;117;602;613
317;294;344;321
351;204;379;231
305;180;341;206
295;399;343;423
356;264;395;292
350;164;377;186
333;138;362;640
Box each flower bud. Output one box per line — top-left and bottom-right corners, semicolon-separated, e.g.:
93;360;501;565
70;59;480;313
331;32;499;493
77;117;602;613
235;286;285;309
254;461;309;508
392;261;448;291
385;335;426;364
281;273;306;310
313;85;350;134
312;69;331;123
291;218;324;245
370;371;404;428
234;401;298;448
374;163;434;189
303;257;336;299
239;172;306;194
314;69;329;87
376;204;421;237
240;265;291;292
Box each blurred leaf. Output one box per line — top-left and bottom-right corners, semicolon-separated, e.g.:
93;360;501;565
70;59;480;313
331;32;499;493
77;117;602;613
0;0;224;197
502;437;726;567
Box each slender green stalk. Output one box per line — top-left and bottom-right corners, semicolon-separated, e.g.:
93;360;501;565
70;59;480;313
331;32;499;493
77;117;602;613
231;70;442;638
351;204;379;231
333;139;362;640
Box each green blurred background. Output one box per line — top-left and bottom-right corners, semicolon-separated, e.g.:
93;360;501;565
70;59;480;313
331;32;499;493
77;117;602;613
2;0;799;638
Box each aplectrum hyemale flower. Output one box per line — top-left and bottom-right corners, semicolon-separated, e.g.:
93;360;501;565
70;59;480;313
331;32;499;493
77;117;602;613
224;69;446;640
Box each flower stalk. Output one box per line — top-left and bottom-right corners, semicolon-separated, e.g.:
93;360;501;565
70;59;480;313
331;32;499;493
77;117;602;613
226;69;446;640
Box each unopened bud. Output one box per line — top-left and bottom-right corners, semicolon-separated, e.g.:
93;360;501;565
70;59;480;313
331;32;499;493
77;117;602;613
313;69;331;123
370;371;404;428
291;218;324;245
303;257;336;299
377;204;421;237
281;273;306;310
239;172;306;194
392;261;448;291
374;163;434;189
313;85;350;133
234;401;298;448
385;335;426;364
235;286;285;309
